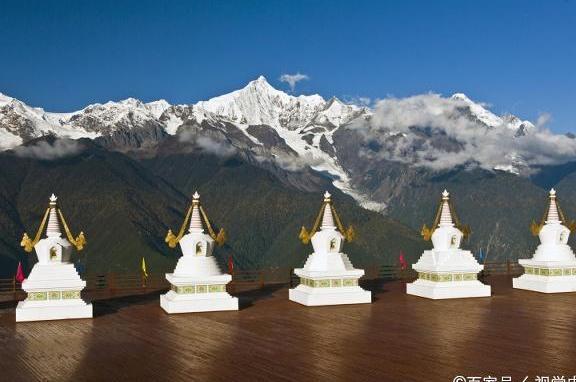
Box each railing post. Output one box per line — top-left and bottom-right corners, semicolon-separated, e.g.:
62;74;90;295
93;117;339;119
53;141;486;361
12;276;16;292
259;271;264;289
507;259;511;276
368;264;375;280
109;273;116;297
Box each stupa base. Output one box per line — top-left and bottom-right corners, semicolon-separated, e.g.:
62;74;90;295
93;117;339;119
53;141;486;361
289;285;371;306
160;290;238;313
513;275;576;293
16;300;92;322
407;279;491;299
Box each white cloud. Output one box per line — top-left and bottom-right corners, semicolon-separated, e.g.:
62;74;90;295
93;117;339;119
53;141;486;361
350;93;576;174
178;130;237;158
535;112;552;129
12;139;84;160
279;73;309;92
269;152;324;171
195;136;237;157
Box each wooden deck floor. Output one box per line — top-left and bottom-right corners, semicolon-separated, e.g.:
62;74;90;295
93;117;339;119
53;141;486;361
0;277;575;382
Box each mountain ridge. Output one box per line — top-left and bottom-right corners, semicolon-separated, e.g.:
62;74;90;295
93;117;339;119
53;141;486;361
3;80;576;273
0;135;427;278
0;76;543;212
0;76;532;145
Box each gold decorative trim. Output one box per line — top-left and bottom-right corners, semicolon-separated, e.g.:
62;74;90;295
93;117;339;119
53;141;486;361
523;267;576;277
418;272;478;282
27;290;81;301
299;277;358;288
62;290;81;299
48;291;61;300
173;284;226;294
28;292;47;301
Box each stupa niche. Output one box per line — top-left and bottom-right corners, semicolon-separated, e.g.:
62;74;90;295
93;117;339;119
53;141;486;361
289;191;371;306
160;192;238;313
513;189;576;293
406;190;491;299
16;194;92;322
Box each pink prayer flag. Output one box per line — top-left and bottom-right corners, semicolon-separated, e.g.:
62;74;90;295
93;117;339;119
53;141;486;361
15;261;25;283
399;252;408;270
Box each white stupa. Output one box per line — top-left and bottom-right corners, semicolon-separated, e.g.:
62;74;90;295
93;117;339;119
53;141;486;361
289;191;371;306
513;189;576;293
407;190;491;299
16;194;92;322
160;192;238;313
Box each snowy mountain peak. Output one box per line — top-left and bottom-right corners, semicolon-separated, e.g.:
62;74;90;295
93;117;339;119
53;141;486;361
248;75;273;88
81;97;167;117
450;92;503;127
0;92;14;106
147;99;170;108
451;93;472;103
326;96;344;106
450;92;533;133
195;75;327;129
145;99;171;118
255;75;269;83
310;96;363;129
118;98;144;107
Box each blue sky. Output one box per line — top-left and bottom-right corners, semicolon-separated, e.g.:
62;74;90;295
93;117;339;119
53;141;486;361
0;0;574;132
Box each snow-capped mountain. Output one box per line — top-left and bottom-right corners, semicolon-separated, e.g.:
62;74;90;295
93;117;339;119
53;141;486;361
451;93;534;135
0;77;547;210
0;92;99;149
196;75;327;129
193;76;373;208
2;78;572;274
0;77;534;152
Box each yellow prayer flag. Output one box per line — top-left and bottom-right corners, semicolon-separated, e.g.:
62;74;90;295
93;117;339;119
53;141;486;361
141;257;148;278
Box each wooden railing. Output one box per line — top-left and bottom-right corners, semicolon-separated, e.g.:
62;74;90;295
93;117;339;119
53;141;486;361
0;278;25;302
229;267;293;293
483;260;524;277
0;261;525;303
85;273;169;300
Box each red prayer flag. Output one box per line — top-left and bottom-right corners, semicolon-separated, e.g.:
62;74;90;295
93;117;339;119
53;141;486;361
15;261;25;283
399;252;408;271
228;255;234;274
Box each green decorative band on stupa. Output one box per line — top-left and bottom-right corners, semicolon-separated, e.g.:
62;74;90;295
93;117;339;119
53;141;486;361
27;290;81;301
418;272;477;282
524;267;576;276
299;277;358;288
172;284;227;294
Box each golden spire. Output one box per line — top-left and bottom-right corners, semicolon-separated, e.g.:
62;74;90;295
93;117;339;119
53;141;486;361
299;191;355;244
421;190;470;241
531;189;576;236
20;194;86;252
165;191;227;248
